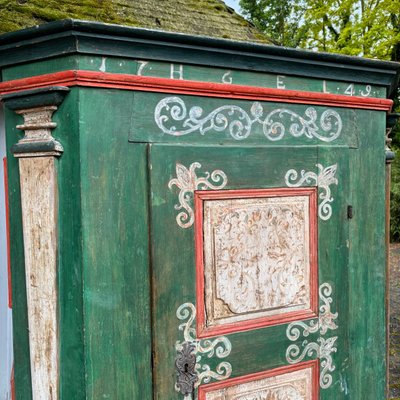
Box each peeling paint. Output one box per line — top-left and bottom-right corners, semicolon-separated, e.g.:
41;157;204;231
99;57;107;72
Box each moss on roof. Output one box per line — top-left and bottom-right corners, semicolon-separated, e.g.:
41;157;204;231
0;0;268;42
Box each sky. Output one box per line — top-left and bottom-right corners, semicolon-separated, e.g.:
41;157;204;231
223;0;243;15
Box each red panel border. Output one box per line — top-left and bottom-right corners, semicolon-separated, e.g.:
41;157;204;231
0;70;393;111
194;187;318;338
198;359;320;400
3;157;11;309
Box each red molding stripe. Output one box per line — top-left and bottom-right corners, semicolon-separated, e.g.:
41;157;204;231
194;188;318;338
198;360;320;400
0;70;393;111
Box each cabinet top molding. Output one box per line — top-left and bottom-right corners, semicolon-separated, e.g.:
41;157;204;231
0;71;393;112
0;19;399;98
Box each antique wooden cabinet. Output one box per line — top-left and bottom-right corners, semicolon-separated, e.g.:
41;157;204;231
0;20;399;400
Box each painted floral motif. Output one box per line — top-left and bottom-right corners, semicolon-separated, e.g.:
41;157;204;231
175;302;232;395
203;197;310;326
212;385;304;400
155;96;342;142
168;162;228;228
204;367;312;400
285;164;338;221
286;283;338;389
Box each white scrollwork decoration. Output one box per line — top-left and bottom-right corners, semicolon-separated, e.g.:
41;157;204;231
285;164;338;220
286;337;338;389
175;303;232;391
168;162;228;228
155;97;342;142
286;283;338;389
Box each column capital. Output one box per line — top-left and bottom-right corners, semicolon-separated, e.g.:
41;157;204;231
2;86;69;158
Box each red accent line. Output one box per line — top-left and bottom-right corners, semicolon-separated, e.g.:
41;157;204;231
0;70;393;111
3;157;11;309
11;364;15;400
195;187;318;338
198;360;320;400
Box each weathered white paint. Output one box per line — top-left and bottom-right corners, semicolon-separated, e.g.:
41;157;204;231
154;96;343;141
170;63;184;80
203;196;311;327
286;283;339;389
14;106;61;400
18;157;59;400
168;162;227;228
175;303;232;389
285;164;338;221
0;103;14;400
204;366;313;400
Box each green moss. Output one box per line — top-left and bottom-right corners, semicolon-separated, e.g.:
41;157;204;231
0;0;140;34
0;0;269;42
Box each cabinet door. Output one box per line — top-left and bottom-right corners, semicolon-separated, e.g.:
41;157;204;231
149;144;349;400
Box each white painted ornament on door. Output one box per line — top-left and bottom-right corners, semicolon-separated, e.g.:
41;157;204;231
175;302;232;395
154;96;342;142
286;283;338;389
168;162;228;228
285;164;338;221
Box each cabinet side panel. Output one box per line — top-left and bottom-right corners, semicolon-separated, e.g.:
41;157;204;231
54;88;86;399
80;88;153;399
348;110;386;398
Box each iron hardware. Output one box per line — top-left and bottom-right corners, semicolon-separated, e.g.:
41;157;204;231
175;342;198;396
347;205;353;219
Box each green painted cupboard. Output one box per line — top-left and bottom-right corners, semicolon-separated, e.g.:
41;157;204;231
0;19;399;400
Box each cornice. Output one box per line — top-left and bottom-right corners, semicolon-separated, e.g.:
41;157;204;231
0;20;399;97
0;70;393;112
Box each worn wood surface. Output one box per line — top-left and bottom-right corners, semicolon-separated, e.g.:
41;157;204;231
149;144;322;399
347;111;387;398
4;77;389;399
201;363;315;400
132;93;359;147
195;188;318;337
316;146;350;399
53;89;86;399
79;88;153;399
18;156;59;400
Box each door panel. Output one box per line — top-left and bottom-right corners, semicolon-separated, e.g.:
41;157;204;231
149;144;348;399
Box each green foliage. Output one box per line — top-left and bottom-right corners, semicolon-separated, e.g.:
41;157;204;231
389;89;400;241
240;0;400;240
238;0;308;46
239;0;400;60
391;145;400;242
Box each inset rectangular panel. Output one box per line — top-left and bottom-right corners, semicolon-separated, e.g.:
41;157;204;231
195;188;318;337
198;361;319;400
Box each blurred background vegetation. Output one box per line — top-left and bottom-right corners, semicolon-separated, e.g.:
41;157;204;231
391;97;400;241
239;0;400;241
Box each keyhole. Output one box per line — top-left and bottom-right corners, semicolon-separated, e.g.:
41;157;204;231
184;363;189;372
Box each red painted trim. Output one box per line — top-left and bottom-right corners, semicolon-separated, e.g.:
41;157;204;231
198;359;320;400
3;157;11;309
10;365;15;400
0;70;393;111
195;187;318;338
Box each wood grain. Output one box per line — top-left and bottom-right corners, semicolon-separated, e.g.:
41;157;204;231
19;157;59;400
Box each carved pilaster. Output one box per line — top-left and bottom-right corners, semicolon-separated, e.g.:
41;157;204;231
3;86;69;400
13;106;63;158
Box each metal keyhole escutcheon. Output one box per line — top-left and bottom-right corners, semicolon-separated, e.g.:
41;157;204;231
175;342;198;396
